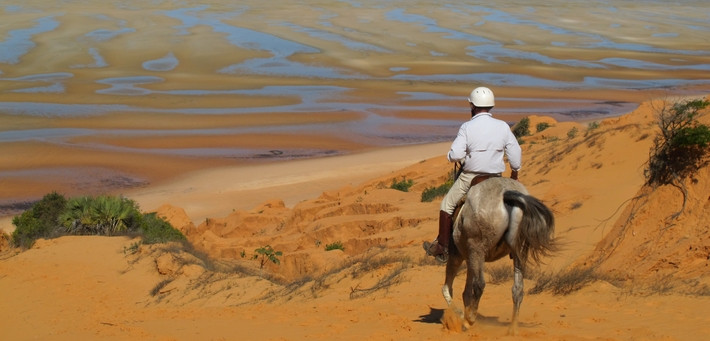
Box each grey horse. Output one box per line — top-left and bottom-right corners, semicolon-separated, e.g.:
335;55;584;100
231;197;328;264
442;177;556;335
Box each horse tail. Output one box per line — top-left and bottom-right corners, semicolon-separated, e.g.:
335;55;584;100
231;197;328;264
503;190;556;268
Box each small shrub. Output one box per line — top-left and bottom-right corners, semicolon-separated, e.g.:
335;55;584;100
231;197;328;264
512;117;530;138
140;213;186;244
254;245;283;268
485;264;514;284
325;241;345;251
11;192;67;248
421;177;454;202
671;125;710;147
528;266;604;295
585;121;600;136
390;178;414;192
567;126;578;139
150;279;174;296
123;241;141;255
536;122;551;132
646;99;710;186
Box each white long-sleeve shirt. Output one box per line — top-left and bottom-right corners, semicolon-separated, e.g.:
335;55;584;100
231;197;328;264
447;113;521;173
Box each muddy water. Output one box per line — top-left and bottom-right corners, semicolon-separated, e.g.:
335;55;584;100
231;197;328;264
1;0;709;210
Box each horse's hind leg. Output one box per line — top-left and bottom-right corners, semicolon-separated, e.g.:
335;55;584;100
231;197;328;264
462;254;485;327
442;251;463;305
509;256;524;336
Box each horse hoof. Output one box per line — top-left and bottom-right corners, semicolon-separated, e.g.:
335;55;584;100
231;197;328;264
441;307;466;333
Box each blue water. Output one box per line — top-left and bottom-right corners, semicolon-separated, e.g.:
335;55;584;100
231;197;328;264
0;0;709;156
0;15;59;64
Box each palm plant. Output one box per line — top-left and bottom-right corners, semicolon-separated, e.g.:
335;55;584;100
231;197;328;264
60;196;95;234
92;196;138;235
61;196;141;235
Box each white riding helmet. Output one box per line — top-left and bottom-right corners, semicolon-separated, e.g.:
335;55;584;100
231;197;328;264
467;87;495;107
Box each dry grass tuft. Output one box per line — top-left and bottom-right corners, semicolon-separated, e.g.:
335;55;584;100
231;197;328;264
485;264;514;284
623;275;710;297
349;262;408;299
528;266;609;295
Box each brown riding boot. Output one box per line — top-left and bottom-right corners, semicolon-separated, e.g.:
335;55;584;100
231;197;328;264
423;210;452;263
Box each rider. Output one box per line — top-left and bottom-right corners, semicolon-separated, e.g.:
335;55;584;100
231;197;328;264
424;86;522;263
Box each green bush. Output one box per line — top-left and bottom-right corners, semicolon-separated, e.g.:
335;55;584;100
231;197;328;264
325;241;345;251
512;117;530;138
587;121;600;132
646;99;710;185
672;125;710;147
11;193;186;249
421;178;454;202
567;126;578;139
536;122;551;132
140;213;186;244
11;192;67;248
390;178;414;192
254;245;283;268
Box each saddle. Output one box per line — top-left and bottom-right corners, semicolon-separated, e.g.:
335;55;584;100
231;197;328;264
455;173;501;212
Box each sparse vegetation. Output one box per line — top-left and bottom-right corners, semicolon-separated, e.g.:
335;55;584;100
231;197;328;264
529;266;608;295
624;275;710;297
150;279;174;296
348;253;410;299
390;177;414;192
325;241;345;251
485;264;514;284
123;241;141;255
350;262;407;299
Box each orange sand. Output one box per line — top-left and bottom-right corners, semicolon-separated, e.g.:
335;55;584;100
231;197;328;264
2;96;709;340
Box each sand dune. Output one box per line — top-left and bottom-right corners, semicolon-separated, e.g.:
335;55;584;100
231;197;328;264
2;96;709;340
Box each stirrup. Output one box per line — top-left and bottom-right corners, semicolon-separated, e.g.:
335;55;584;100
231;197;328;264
423;240;449;263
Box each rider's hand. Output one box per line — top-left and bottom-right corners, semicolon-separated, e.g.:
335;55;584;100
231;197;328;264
511;169;519;180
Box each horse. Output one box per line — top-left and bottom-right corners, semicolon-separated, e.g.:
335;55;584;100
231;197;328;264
441;176;556;335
